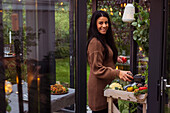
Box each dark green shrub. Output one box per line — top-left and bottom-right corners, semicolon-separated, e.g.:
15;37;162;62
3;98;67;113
55;45;69;58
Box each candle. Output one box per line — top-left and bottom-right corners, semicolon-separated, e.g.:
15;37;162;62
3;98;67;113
116;66;118;70
9;31;11;43
5;80;13;95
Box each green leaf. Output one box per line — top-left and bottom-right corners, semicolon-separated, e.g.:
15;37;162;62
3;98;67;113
122;109;129;113
133;36;137;40
140;30;143;35
6;104;11;112
131;22;137;26
138;24;141;27
104;84;110;90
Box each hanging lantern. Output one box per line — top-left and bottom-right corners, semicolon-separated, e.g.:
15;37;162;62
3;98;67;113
5;80;13;95
122;3;135;23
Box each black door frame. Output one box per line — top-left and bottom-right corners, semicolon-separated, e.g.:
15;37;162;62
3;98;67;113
75;0;87;113
161;0;168;112
148;0;164;112
0;0;6;112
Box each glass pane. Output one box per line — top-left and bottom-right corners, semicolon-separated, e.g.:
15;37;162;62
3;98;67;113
2;0;75;113
55;1;70;86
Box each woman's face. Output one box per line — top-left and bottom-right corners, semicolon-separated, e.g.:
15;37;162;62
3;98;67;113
96;16;109;35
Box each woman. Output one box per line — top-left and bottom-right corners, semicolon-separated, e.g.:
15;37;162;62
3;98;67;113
87;10;133;113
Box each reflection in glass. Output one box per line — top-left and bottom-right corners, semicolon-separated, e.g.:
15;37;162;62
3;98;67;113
4;46;10;55
1;0;76;113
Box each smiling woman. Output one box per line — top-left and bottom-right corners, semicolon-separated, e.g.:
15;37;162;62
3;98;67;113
86;10;133;113
96;17;109;35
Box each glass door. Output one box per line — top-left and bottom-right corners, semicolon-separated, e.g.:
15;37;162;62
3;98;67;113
0;0;78;113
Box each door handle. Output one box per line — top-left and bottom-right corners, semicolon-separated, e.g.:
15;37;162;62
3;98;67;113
164;79;170;88
166;85;170;88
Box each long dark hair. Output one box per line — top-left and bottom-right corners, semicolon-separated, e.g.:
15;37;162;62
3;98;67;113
87;10;118;64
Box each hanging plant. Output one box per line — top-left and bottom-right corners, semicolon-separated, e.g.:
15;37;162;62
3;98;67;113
131;3;150;56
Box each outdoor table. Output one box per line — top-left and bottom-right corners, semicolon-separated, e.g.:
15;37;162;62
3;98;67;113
104;89;147;113
8;84;75;113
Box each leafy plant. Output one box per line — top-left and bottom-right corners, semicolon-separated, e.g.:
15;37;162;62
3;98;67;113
118;100;137;113
142;63;148;84
6;96;12;113
55;3;69;40
55;38;69;58
131;3;150;55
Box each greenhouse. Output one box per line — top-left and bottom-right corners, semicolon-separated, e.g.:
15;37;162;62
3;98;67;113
0;0;169;113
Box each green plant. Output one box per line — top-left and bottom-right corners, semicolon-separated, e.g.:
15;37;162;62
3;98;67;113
6;96;12;113
118;100;137;113
55;3;69;40
131;3;150;55
142;63;148;84
55;39;69;58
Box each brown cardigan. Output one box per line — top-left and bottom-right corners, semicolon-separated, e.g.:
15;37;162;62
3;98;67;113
87;38;120;111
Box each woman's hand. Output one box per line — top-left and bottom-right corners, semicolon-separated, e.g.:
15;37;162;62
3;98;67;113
117;56;123;63
118;71;133;82
117;56;127;64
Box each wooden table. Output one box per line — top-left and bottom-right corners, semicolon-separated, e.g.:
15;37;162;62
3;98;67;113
104;89;147;113
9;84;75;113
4;55;16;65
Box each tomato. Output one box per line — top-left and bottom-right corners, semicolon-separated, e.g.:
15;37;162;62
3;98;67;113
139;87;147;90
122;57;127;63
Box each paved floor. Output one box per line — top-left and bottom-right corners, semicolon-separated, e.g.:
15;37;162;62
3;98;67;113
54;105;92;113
87;105;92;113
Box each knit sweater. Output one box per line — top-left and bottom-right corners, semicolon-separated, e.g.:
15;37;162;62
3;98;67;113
87;38;120;111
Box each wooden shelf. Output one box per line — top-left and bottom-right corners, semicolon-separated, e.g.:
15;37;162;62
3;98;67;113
104;89;147;113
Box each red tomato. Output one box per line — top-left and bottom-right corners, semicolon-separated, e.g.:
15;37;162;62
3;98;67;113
139;87;148;90
122;57;127;63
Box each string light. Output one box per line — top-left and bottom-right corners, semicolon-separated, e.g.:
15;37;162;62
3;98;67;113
110;8;113;12
60;2;63;5
148;8;150;12
37;77;40;81
100;8;104;11
110;12;113;15
119;12;121;16
104;8;107;11
139;47;143;51
121;4;123;8
124;3;127;7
